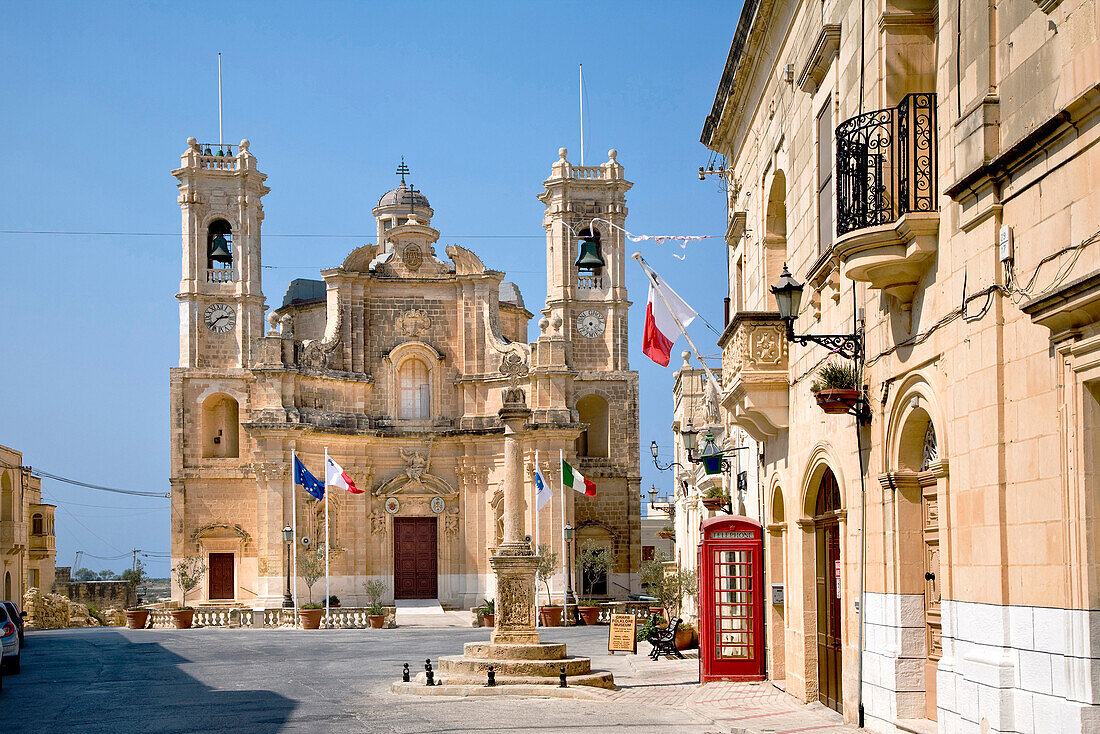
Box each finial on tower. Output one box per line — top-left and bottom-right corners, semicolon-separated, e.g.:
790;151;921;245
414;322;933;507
559;147;568;161
395;157;411;185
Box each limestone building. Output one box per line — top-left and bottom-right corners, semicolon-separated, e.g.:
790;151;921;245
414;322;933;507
169;141;640;609
702;0;1100;729
0;444;57;601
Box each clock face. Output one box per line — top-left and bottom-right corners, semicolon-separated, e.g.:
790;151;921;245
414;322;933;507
204;303;236;333
576;310;606;338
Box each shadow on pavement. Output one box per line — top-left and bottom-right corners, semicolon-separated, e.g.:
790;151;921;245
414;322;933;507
1;628;297;734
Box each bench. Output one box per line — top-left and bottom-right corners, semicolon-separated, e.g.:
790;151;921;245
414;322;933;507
646;615;684;660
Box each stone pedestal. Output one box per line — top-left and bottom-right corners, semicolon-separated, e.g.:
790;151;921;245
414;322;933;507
489;555;540;645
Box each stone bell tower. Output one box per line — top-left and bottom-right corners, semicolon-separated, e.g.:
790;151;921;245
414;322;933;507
538;148;632;372
173;137;269;369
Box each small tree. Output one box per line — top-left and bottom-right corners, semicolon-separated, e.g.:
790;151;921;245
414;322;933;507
172;557;207;606
363;579;385;615
579;541;614;597
659;567;698;621
639;550;671;597
121;558;147;599
298;544;327;603
535;544;559;605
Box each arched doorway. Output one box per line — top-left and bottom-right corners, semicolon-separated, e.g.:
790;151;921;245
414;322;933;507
4;571;11;601
814;468;843;713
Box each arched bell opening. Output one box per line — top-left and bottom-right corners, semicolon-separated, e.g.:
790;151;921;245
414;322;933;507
576;394;610;458
207;219;233;271
574;227;605;273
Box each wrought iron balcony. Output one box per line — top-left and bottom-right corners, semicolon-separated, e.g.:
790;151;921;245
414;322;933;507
837;93;937;235
833;94;939;310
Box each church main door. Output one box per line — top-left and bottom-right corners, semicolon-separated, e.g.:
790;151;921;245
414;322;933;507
394;517;438;599
208;553;234;600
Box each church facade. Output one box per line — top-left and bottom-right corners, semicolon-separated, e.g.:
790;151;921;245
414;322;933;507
169;140;640;607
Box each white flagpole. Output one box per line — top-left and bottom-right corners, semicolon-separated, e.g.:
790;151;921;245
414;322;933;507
217;52;223;148
578;64;585;166
632;252;722;388
534;450;541;607
560;449;567;608
324;446;330;629
291;448;299;614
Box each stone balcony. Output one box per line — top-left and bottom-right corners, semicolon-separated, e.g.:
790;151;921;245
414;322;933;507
835;93;939;310
718;312;789;441
29;532;54;554
0;520;27;550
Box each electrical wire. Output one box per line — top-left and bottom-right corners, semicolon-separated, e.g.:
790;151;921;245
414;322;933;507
0;460;170;498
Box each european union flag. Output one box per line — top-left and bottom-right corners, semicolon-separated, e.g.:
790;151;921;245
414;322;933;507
294;456;325;500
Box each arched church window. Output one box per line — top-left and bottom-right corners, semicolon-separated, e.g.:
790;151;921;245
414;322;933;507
201;394;240;458
576;394;609;458
31;513;43;535
398;359;431;420
207;219;233;271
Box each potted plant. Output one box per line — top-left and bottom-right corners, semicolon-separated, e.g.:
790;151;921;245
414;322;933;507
579;541;614;609
701;486;729;512
810;361;861;414
326;595;340;608
299;602;324;629
576;598;602;626
656;525;675;540
659;566;699;650
363;580;386;629
535;544;562;627
297;543;327;628
124;605;149;630
473;598;495;628
170;556;207;629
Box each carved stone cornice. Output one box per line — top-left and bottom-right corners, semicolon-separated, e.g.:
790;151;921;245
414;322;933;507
252;462;290;481
797;24;841;94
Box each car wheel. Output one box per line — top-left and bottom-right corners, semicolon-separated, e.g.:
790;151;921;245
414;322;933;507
7;654;18;674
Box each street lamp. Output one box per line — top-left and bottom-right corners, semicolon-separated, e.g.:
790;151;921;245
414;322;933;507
770;264;868;422
563;524;576;626
282;525;294;609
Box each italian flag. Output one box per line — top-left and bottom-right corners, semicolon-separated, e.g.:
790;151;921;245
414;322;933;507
562;459;596;497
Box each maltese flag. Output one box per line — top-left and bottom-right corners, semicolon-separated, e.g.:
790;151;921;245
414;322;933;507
325;456;363;494
642;266;697;367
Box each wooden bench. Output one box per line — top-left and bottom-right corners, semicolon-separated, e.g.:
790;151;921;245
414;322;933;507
646;615;684;660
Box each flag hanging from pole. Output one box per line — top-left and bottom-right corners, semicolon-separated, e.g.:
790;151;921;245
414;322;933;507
562;459;596;497
294;456;325;500
534;460;552;511
641;266;698;367
325;456;363;494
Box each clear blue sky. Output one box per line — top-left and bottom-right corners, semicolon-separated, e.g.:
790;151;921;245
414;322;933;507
0;2;739;577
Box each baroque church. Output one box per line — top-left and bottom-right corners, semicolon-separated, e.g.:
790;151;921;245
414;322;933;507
169;139;641;607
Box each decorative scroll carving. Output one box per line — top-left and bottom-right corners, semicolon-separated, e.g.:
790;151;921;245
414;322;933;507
252;462;289;480
395;309;431;338
445;243;486;275
190;522;252;548
301;296;342;370
443;511;459;537
370;512;387;536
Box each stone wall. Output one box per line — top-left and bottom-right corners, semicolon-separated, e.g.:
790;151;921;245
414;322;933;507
52;580;136;610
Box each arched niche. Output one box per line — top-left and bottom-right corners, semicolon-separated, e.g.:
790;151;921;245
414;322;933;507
201;393;240;458
771;484;786;525
1;471;12;522
386;341;441;426
576;523;616;597
576;393;610;458
764;171;788;291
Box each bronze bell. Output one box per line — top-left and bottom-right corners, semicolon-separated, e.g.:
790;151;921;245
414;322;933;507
574;239;605;272
208;234;233;265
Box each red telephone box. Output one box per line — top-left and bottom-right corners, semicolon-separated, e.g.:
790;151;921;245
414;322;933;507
698;516;765;682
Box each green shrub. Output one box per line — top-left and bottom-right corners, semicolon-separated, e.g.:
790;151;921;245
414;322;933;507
473;598;495;616
300;601;323;610
810;362;859;393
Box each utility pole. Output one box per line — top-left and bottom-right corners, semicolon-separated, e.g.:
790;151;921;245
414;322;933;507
132;549;139;572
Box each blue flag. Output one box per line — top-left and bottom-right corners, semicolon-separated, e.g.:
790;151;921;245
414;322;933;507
294;456;324;500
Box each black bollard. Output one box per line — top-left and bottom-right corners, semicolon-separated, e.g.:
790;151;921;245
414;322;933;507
402;663;410;683
425;659;435;687
559;666;568;688
486;665;496;687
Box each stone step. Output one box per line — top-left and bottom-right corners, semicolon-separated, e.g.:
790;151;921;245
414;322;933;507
416;671;617;690
438;654;593;677
462;642;568;660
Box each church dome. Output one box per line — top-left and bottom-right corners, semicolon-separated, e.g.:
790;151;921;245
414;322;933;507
377;182;430;210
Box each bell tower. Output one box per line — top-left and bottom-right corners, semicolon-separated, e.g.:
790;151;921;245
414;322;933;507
173;137;269;369
539;147;632;371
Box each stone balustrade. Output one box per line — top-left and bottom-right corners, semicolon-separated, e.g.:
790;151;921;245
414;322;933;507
569;165;606;180
206;268;234;283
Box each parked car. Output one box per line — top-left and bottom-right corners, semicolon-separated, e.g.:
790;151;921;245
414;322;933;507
2;601;25;648
0;604;19;674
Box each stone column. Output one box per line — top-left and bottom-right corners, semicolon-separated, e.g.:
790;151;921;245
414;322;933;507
490;387;540;645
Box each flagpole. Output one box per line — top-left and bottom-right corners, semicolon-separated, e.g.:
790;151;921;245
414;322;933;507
291;448;299;615
324;446;330;629
560;448;568;624
632;252;722;388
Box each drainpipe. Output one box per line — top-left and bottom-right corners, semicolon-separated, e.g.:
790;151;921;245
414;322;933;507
853;290;868;729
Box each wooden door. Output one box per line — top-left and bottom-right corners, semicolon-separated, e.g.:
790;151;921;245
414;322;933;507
923;481;941;720
816;522;842;713
208;553;234;600
394;517;437;599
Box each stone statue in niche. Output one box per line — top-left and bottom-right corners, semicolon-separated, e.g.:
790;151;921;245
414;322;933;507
401;448;429;484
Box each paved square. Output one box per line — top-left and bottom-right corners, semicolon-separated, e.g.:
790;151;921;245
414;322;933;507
2;626;855;733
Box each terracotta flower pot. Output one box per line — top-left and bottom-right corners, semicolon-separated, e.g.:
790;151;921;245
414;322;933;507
578;606;601;625
368;614;385;629
539;606;563;627
701;497;728;512
299;608;323;629
814;388;861;414
648;606;666;621
479;613;495;628
657;530;674;540
124;610;149;630
170;609;194;629
675;625;696;650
